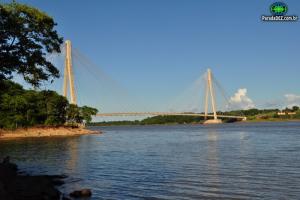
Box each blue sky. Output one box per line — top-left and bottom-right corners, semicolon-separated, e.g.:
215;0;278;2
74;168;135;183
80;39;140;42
6;0;300;112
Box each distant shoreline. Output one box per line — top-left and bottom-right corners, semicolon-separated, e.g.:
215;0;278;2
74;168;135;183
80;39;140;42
89;119;300;127
0;126;101;139
241;119;300;123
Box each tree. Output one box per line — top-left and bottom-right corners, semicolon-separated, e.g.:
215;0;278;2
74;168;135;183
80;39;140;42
292;106;299;112
0;2;63;87
80;106;98;124
66;104;83;125
0;80;70;129
0;93;28;129
42;91;69;125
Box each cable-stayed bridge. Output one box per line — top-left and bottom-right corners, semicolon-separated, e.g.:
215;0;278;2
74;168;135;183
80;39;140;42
51;40;246;124
96;112;245;119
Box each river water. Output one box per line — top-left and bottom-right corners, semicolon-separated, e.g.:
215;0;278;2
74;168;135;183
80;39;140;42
0;122;300;199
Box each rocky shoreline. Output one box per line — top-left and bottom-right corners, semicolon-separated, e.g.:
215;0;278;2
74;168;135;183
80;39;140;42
0;126;101;139
0;157;92;200
0;157;64;200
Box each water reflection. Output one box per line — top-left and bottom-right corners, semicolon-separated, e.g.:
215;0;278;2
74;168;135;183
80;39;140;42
237;131;253;195
64;138;79;173
206;130;220;197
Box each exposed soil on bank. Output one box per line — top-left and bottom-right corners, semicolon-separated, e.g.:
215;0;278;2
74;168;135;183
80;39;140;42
0;126;101;139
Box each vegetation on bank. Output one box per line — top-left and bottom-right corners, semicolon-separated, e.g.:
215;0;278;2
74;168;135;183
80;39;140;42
90;107;300;126
0;2;98;130
0;80;98;129
90;116;205;126
218;107;300;120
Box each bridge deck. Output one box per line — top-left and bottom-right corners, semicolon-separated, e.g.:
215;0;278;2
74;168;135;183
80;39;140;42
96;112;246;119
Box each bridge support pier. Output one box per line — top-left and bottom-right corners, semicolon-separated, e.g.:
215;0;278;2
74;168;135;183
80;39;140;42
203;119;223;124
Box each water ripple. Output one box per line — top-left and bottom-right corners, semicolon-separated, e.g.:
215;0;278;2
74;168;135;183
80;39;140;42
1;122;300;199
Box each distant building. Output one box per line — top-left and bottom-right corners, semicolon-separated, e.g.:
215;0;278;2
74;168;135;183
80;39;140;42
277;111;296;116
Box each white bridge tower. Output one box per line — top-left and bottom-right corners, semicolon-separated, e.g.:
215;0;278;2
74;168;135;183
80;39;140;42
204;68;222;124
63;40;77;105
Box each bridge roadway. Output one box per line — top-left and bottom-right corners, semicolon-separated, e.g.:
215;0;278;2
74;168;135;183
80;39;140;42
96;112;246;120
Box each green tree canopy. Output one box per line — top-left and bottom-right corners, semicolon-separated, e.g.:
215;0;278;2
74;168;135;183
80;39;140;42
0;2;63;86
292;106;299;112
66;104;83;125
0;80;98;129
80;106;98;123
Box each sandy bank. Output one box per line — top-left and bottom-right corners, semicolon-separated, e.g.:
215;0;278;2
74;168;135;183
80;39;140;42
0;126;101;139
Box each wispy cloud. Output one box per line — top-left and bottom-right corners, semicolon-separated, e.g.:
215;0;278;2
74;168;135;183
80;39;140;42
260;94;300;109
284;94;300;108
228;88;255;110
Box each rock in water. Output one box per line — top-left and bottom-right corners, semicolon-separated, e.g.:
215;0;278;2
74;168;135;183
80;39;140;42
81;189;92;196
2;156;10;164
70;189;92;197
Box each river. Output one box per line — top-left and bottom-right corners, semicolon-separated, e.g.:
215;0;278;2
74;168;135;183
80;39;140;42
0;122;300;199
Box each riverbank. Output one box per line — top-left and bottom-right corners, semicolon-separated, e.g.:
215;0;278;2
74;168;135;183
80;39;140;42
0;126;101;139
242;118;300;123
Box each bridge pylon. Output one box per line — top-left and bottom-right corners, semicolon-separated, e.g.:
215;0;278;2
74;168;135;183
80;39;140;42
204;68;222;124
63;40;77;105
